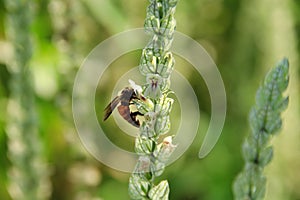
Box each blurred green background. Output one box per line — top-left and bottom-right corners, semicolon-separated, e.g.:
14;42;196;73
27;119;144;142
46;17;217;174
0;0;300;199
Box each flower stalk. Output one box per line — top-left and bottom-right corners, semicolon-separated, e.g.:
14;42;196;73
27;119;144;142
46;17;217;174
5;0;50;199
233;58;289;200
128;0;178;199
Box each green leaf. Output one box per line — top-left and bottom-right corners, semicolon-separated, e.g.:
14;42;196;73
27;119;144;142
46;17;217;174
277;96;289;112
256;131;271;150
135;136;155;155
242;137;257;162
159;97;174;116
128;175;150;199
148;180;169;200
249;108;263;135
265;113;282;134
251;179;266;200
271;58;289;92
258;146;273;167
167;0;178;7
154;115;170;135
233;173;248;200
151;160;165;177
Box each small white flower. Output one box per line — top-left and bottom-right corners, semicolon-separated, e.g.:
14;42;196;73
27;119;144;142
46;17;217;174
129;79;142;94
144;74;163;99
162;136;173;145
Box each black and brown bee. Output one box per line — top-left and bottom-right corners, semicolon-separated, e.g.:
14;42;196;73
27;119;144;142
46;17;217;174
103;87;146;128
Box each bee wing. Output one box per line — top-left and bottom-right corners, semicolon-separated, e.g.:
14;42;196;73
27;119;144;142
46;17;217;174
103;96;120;121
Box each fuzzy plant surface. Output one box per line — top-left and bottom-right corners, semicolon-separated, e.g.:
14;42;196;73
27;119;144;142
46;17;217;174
128;0;178;199
5;0;50;199
233;58;290;200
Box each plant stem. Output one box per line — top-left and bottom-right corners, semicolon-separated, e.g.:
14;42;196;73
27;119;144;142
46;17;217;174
128;0;178;199
5;0;50;199
233;58;289;200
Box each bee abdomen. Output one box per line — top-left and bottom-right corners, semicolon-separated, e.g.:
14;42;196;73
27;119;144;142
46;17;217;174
117;105;140;128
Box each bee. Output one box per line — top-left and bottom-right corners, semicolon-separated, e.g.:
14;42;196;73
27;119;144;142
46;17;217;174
103;87;145;128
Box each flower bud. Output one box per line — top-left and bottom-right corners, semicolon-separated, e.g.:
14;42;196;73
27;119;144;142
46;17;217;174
156;52;174;78
140;49;155;75
155;96;174;116
140;121;156;138
135;136;155;155
154;115;170;135
129;174;150;199
148;180;170;200
150;160;165;177
134;156;151;174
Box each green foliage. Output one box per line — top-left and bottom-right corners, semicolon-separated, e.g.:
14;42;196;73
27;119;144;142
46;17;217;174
148;180;169;200
233;58;290;200
0;0;299;199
